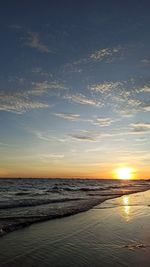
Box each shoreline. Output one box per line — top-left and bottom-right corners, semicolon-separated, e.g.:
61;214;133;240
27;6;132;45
1;189;150;267
1;187;149;238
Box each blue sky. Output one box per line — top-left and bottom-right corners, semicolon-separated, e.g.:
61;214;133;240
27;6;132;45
0;0;150;178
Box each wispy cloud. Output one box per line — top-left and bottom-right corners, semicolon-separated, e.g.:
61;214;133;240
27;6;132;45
11;26;52;53
24;32;50;53
69;130;112;142
89;81;122;93
40;153;64;159
89;47;120;62
0;142;9;146
0;79;67;114
63;46;122;73
33;130;67;143
64;93;101;107
30;81;67;95
142;102;150;112
113;97;142;117
89;79;150;116
131;122;150;132
93;117;113;126
59;79;150;116
70;130;100;142
138;86;150;93
70;133;97;142
54;113;80;121
89;80;136;115
0;92;49;114
141;59;150;64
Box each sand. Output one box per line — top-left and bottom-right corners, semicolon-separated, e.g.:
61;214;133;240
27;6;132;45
0;190;150;267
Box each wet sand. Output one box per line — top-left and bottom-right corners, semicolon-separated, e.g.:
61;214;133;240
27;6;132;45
0;190;150;267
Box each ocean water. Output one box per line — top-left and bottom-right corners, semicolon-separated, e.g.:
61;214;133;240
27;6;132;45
0;178;150;236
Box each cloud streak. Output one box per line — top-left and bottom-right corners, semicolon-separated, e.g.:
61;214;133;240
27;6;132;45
0;92;49;114
0;79;67;114
89;81;122;93
64;93;101;107
88;79;150;116
54;113;80;121
69;130;112;142
89;47;120;62
70;133;97;142
131;122;150;132
30;81;67;95
93;117;113;126
63;46;122;73
25;32;50;53
40;154;64;159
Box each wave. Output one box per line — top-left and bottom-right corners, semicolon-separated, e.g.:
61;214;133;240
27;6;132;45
0;197;82;209
15;192;31;196
0;197;106;237
46;183;147;193
0;178;150;237
1;187;148;237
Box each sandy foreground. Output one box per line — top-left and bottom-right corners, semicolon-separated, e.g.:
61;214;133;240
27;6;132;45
0;190;150;267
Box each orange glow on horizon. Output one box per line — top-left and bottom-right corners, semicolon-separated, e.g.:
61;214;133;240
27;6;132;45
1;164;149;180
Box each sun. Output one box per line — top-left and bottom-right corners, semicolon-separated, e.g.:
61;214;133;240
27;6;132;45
115;167;133;180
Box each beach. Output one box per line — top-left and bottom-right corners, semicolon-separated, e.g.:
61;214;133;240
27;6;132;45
0;178;149;237
0;189;150;267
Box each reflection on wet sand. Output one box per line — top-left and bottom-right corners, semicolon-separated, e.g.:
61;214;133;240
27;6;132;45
0;190;150;267
121;195;131;222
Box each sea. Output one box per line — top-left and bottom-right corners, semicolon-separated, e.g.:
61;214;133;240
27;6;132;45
0;178;150;236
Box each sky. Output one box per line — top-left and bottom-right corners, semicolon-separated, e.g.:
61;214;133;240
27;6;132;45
0;0;150;179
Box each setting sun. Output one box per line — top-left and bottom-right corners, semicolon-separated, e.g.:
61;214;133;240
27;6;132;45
115;167;133;180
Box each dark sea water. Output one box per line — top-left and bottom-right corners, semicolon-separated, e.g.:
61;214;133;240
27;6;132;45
0;178;150;236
